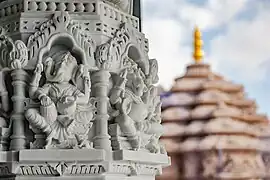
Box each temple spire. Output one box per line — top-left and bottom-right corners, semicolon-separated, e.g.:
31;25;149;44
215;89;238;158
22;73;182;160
193;26;204;63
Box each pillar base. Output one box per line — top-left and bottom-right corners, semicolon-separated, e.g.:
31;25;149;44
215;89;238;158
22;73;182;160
0;149;170;180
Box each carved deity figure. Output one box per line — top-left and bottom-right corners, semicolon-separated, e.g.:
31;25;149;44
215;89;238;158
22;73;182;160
143;86;166;154
110;67;148;150
25;51;95;149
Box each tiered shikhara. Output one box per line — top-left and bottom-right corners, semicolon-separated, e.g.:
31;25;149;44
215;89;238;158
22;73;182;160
0;0;170;179
157;27;270;180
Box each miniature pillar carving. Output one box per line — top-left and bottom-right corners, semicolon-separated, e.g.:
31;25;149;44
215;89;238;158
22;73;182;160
9;68;28;150
92;70;112;150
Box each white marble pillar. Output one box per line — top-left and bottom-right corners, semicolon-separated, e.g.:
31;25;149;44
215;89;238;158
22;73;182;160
92;70;112;151
9;69;28;150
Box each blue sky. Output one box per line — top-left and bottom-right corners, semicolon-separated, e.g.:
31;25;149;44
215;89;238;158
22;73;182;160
141;0;270;116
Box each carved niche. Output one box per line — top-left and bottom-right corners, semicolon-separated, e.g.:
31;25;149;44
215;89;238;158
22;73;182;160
27;11;96;69
94;23;165;154
23;12;97;149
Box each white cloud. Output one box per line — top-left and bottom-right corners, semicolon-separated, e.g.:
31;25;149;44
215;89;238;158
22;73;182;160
142;0;270;93
176;0;249;30
207;9;270;83
143;19;191;90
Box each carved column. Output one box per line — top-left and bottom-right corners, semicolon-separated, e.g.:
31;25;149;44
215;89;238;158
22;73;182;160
9;68;28;150
92;70;112;151
0;69;10;151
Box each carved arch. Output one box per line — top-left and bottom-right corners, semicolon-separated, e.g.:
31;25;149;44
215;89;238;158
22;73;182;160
95;23;149;74
27;12;96;68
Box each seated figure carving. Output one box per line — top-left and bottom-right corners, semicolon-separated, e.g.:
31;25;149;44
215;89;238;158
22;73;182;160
25;51;95;149
143;86;166;154
110;68;148;150
110;65;165;153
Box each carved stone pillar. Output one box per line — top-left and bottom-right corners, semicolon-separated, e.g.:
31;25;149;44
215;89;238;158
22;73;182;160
0;2;170;179
92;70;112;151
9;68;28;150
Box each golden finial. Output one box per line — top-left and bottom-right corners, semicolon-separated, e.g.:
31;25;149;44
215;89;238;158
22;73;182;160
193;26;204;63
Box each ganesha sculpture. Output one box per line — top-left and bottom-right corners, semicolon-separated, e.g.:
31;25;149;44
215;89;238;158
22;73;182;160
25;51;96;149
109;63;165;154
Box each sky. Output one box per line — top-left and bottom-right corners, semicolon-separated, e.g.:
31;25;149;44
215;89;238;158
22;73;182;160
141;0;270;116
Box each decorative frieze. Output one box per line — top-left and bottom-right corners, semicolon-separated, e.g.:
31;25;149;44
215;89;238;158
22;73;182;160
0;165;11;176
17;163;106;176
110;162;161;176
0;1;23;18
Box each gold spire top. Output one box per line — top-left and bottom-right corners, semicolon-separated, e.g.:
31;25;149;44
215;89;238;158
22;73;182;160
193;26;204;63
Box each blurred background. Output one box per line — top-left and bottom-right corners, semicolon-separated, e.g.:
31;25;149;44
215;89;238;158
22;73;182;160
139;1;270;179
141;0;270;116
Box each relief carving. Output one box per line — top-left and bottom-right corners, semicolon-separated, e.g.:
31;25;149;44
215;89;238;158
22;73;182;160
111;162;161;176
0;26;28;69
0;165;11;176
108;51;165;154
27;12;96;67
69;164;105;175
19;164;58;176
109;67;147;150
105;0;133;14
25;51;96;149
0;26;27;151
0;68;11;150
18;163;105;176
96;23;149;74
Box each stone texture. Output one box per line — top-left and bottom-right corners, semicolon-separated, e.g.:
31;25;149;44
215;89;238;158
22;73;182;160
157;62;270;180
0;0;170;179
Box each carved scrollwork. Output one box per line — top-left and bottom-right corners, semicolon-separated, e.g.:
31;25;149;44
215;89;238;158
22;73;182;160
95;23;149;74
0;26;28;69
111;162;161;176
27;12;96;67
18;162;106;176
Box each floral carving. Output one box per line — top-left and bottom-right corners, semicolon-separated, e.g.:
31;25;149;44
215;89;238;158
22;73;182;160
0;26;28;69
27;12;96;66
95;23;149;73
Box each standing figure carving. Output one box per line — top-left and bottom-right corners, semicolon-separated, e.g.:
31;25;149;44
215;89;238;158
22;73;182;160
25;51;95;149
